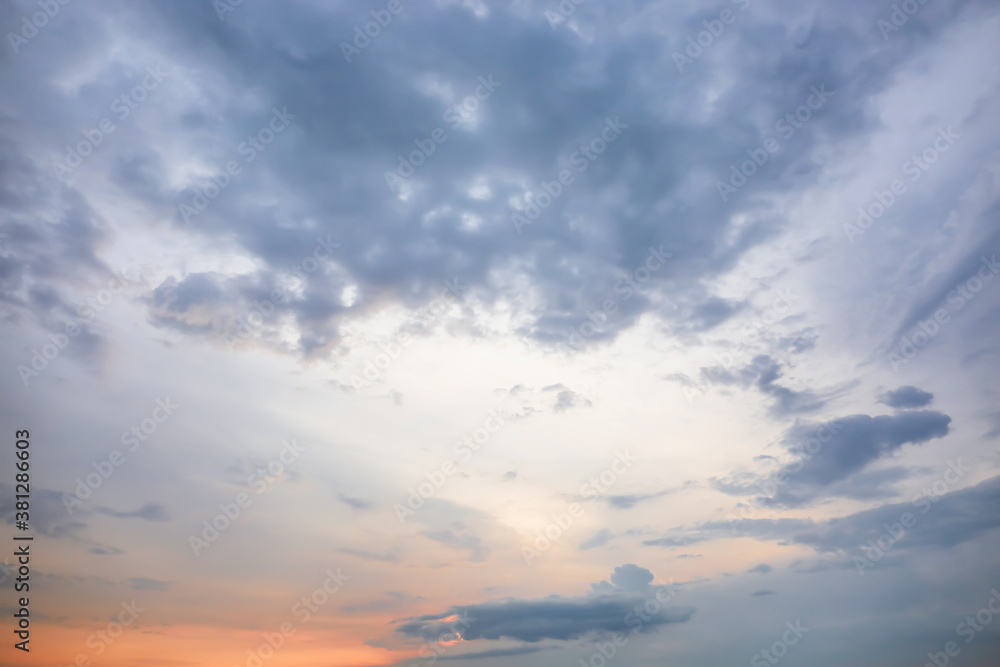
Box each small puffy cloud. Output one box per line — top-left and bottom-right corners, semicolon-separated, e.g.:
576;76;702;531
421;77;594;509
878;386;934;409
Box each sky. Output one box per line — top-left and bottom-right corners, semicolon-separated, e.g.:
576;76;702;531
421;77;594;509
1;0;1000;666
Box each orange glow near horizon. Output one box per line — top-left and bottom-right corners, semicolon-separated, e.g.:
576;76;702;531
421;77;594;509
20;624;405;667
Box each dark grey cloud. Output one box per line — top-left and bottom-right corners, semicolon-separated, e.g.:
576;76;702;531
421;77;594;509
603;564;655;593
2;0;977;360
751;590;776;596
684;474;1000;556
0;137;111;366
671;297;745;335
878;386;934;409
747;563;773;574
712;411;952;507
606;491;664;510
0;2;995;666
396;565;691;643
789;474;1000;554
701;355;828;417
642;534;707;549
94;503;170;521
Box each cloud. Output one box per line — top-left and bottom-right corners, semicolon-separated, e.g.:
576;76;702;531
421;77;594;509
0;485;85;538
676;474;1000;556
542;384;593;413
499;384;591;419
128;577;171;591
878;386;934;409
671;297;745;335
604;564;655;593
336;547;400;564
94;503;170;521
553;389;592;412
747;563;773;574
642;535;707;549
606;489;675;510
420;522;491;563
88;546;124;555
396;565;692;643
789;474;1000;554
580;529;614;551
776;332;818;355
713;411;952;506
338;493;374;510
6;0;928;361
701;355;828;417
751;590;777;596
437;646;554;661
